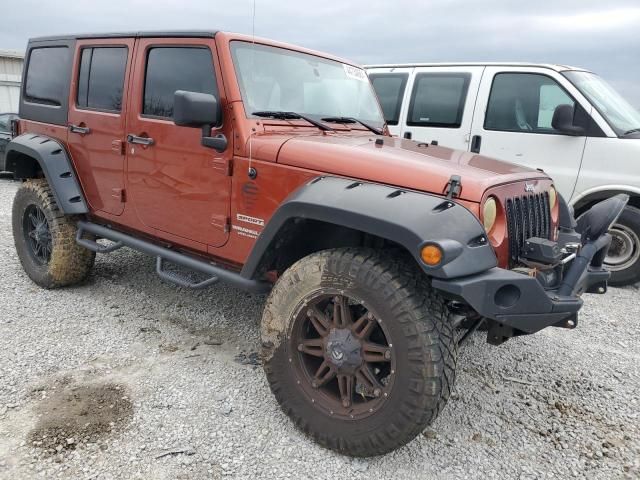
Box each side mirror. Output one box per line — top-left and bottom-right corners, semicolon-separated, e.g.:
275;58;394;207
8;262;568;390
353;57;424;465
173;90;227;152
551;104;585;136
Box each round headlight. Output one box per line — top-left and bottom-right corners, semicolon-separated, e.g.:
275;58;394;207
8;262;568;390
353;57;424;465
549;186;557;209
483;197;497;233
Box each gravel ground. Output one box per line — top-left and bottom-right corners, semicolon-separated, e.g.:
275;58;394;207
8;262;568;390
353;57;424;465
0;177;638;480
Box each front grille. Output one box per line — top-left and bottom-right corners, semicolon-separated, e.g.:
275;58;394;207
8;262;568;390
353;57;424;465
505;192;551;267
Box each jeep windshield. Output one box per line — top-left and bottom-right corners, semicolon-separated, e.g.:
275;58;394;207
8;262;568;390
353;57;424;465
231;41;385;131
563;71;640;137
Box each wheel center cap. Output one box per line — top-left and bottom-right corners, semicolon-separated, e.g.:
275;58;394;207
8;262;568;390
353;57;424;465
325;328;362;370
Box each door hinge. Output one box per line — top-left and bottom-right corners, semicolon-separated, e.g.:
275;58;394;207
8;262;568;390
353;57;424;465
445;175;462;199
112;188;126;203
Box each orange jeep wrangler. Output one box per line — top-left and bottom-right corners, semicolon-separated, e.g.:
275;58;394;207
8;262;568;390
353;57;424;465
6;31;626;456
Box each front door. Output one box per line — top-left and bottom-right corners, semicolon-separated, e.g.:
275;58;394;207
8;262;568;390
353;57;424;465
67;39;134;215
399;66;484;149
126;38;232;247
470;67;588;198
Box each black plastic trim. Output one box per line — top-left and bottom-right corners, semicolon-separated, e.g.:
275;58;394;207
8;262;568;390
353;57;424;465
241;176;497;280
5;133;88;214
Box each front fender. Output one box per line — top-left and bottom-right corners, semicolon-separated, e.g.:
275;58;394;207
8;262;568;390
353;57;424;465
5;133;88;214
241;176;497;280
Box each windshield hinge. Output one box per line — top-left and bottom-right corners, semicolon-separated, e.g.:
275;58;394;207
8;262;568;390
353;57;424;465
446;175;462;199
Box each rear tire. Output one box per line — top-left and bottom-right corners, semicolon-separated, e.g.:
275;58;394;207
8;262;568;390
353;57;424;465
261;248;457;456
603;206;640;286
12;179;95;288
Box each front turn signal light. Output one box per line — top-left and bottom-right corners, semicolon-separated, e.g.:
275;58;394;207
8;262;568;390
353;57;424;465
482;197;498;233
549;186;557;209
421;244;443;266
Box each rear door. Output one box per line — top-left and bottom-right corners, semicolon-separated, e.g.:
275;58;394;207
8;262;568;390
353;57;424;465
368;68;412;137
126;38;232;248
398;66;484;149
67;39;134;215
469;67;587;197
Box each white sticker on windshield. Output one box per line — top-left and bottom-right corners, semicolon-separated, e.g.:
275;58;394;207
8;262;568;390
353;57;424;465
343;64;368;82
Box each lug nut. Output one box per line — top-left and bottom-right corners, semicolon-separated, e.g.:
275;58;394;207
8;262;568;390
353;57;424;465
384;350;391;360
297;344;304;351
311;381;318;389
342;399;350;407
373;388;381;397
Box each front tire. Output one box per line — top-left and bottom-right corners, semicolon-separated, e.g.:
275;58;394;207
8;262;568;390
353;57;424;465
261;248;457;456
12;179;95;288
603;206;640;286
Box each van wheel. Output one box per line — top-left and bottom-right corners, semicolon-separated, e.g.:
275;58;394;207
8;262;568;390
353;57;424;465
261;248;457;456
12;179;95;288
604;206;640;286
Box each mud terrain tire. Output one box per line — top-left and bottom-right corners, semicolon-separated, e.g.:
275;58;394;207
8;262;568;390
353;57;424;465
12;179;95;288
261;248;457;456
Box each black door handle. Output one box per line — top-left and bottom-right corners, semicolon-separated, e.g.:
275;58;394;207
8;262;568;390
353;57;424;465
69;124;91;135
470;135;482;153
403;131;412;139
126;134;154;146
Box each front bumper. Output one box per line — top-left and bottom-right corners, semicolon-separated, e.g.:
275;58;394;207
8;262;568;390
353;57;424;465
433;223;615;344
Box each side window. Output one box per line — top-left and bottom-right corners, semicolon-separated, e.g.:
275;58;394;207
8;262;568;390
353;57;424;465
24;47;70;106
77;47;128;112
369;73;408;125
143;47;218;119
0;115;10;132
407;73;470;128
485;73;576;133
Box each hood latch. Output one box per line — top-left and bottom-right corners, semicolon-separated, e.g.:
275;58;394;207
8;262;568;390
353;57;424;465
446;175;462;199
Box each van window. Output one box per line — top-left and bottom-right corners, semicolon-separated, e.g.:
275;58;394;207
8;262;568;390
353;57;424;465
143;47;218;119
77;47;128;112
485;73;575;133
24;47;70;106
407;73;470;128
369;73;408;125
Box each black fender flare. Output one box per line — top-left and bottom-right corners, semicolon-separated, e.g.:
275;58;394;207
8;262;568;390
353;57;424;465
5;133;88;215
241;176;497;280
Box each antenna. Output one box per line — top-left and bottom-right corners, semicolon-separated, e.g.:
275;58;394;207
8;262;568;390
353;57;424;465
247;0;257;180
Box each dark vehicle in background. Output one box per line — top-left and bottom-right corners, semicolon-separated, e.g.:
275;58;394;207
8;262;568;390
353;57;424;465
0;113;18;171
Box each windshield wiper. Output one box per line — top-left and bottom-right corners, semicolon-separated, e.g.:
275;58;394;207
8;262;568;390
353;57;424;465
252;111;334;131
622;128;640;136
321;116;383;135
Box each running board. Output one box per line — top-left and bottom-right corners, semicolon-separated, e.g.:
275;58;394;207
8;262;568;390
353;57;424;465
76;221;271;294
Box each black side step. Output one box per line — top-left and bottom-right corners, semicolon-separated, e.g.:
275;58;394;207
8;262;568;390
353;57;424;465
76;221;271;294
155;257;219;290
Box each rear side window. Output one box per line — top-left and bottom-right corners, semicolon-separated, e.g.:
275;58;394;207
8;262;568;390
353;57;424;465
143;47;218;119
485;73;576;133
407;73;470;128
24;47;70;106
77;47;128;112
369;73;408;125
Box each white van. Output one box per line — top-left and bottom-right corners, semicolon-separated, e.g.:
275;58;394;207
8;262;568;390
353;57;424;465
366;63;640;285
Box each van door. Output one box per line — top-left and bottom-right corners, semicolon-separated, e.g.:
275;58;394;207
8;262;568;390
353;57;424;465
126;38;232;247
469;67;588;197
368;68;413;137
67;39;134;215
398;66;484;149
